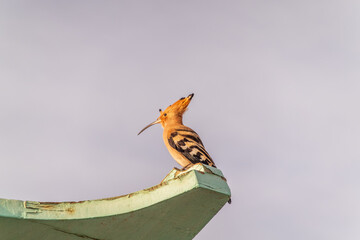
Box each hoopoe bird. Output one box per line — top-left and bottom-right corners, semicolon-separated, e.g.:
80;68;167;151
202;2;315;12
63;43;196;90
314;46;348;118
138;93;232;204
138;93;217;169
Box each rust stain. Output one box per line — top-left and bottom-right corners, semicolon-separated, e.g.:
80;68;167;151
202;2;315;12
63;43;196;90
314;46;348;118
102;194;130;201
144;182;165;192
39;200;86;205
25;166;218;210
67;208;75;213
25;201;76;214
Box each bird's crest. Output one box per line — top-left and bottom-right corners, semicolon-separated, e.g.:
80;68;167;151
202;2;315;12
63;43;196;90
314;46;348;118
159;93;194;121
138;93;194;135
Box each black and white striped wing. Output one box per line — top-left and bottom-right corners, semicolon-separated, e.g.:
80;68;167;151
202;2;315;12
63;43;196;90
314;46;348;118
168;128;216;167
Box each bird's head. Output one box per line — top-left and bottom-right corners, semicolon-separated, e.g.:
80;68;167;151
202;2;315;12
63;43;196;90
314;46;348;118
138;93;194;135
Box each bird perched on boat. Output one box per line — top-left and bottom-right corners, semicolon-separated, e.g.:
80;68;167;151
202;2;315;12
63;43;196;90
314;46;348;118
138;93;217;170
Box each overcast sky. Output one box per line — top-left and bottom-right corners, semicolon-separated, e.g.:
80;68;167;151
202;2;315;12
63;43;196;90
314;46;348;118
1;1;360;239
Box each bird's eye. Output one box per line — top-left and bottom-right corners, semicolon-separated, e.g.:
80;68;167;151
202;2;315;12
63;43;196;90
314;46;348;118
164;113;167;117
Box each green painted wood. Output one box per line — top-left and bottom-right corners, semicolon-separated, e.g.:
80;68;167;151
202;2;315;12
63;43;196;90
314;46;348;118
0;164;231;240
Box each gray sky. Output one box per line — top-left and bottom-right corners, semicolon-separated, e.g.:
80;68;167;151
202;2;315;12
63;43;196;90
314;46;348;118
1;1;360;239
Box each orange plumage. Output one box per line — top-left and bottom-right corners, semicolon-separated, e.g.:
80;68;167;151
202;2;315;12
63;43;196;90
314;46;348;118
138;93;216;169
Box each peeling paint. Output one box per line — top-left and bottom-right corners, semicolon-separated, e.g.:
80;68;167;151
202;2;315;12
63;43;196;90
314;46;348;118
0;163;231;240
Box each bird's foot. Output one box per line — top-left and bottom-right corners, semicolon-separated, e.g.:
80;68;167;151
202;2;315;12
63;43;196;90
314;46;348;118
180;164;193;171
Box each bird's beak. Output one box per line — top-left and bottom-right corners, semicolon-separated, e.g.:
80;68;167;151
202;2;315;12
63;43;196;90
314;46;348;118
137;119;161;135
